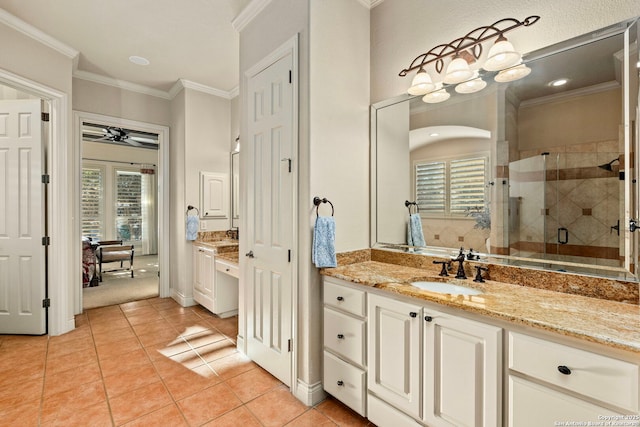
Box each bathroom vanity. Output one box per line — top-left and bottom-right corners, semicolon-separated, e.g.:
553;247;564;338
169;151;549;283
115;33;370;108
192;240;239;318
321;255;639;427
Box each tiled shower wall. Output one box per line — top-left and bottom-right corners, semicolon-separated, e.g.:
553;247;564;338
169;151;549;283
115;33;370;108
511;139;622;267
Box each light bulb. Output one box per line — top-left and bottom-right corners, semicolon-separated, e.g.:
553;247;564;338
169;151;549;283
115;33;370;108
408;68;435;95
483;36;521;71
444;57;474;84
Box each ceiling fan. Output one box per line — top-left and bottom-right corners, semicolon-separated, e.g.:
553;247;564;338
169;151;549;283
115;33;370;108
82;122;159;149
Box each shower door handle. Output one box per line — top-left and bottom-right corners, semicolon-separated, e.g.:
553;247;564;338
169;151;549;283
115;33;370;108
557;227;568;244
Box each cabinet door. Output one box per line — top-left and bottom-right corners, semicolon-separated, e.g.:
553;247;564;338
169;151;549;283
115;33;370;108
509;376;625;427
423;309;502;427
193;246;215;310
368;294;421;418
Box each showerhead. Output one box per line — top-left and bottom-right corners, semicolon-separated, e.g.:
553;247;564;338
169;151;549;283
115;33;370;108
598;158;619;171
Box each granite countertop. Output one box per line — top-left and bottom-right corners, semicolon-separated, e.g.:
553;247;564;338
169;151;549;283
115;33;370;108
216;252;239;265
322;261;640;354
192;239;239;254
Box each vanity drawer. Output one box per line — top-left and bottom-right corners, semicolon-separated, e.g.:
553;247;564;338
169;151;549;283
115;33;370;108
509;332;639;412
215;259;239;278
323;351;366;416
324;279;366;317
324;307;366;367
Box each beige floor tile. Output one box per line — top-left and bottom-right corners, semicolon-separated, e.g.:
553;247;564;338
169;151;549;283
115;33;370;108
43;360;101;397
40;380;106;424
162;364;221;400
195;338;238;363
208;351;257;379
226;367;281;402
246;386;307;427
315;397;371;427
0;398;40;426
103;363;161;398
99;348;152;378
95;336;143;360
286;409;337;426
203;406;262;427
177;382;242;426
121;403;188;427
109;381;173;425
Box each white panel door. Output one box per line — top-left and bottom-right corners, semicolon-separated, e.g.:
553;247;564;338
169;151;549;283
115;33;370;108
367;294;422;419
245;52;294;386
0;99;45;335
423;309;502;427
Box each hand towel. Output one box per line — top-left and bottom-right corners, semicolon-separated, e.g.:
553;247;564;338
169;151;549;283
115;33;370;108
186;215;199;241
407;213;426;247
312;216;337;268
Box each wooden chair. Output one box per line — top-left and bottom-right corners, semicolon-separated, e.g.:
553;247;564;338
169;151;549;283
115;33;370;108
96;242;134;282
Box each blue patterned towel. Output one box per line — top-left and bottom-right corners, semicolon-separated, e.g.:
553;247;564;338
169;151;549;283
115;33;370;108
312;216;337;268
186;215;199;241
407;213;426;247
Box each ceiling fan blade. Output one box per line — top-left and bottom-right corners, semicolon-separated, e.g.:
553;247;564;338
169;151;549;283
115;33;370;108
123;137;142;147
129;136;157;144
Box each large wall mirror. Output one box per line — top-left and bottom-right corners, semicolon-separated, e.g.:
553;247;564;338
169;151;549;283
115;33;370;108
371;18;640;280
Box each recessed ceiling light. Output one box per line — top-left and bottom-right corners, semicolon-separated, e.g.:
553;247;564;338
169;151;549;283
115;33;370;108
549;78;568;87
429;133;439;137
129;55;150;66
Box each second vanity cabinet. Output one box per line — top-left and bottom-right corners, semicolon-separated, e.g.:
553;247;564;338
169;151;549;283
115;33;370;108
193;245;238;318
367;292;501;427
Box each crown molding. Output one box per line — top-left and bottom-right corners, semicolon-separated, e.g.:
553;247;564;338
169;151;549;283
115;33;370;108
369;0;386;8
0;8;78;59
519;81;620;108
229;86;239;99
73;70;172;100
232;0;272;32
169;79;236;100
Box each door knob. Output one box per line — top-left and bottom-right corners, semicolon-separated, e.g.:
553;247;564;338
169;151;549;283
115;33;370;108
245;250;254;258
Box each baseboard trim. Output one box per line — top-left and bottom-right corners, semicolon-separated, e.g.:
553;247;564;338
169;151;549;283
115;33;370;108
171;289;196;307
294;379;326;406
236;335;245;354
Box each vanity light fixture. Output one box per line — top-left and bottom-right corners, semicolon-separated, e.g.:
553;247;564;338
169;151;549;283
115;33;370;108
400;16;540;103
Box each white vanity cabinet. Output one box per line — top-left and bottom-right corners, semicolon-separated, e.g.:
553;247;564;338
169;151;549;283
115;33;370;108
507;331;639;426
323;278;367;416
422;308;502;427
367;293;422;419
193;245;215;310
367;292;502;427
192;245;238;318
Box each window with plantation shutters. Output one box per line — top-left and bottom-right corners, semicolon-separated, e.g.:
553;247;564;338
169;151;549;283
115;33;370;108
115;170;142;242
81;166;104;239
416;161;446;213
415;156;487;216
450;157;487;213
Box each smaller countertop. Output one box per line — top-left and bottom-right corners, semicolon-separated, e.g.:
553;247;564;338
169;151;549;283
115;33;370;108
192;239;238;254
216;252;239;265
322;261;640;354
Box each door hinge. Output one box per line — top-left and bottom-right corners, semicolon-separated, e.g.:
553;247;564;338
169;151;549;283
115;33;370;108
41;112;50;122
288;249;291;262
42;236;50;246
41;174;50;184
289;70;292;84
287;338;292;352
42;298;50;308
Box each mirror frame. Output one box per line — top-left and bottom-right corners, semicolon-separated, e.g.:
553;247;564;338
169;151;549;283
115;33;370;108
231;151;239;229
370;17;640;281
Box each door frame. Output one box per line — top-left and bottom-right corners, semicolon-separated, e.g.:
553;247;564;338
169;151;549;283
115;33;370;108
0;68;71;336
73;110;170;312
240;34;299;393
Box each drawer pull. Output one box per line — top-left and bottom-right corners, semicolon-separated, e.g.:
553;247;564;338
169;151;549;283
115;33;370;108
336;296;344;301
337;380;344;386
225;268;230;271
424;315;433;322
337;334;344;339
409;312;418;318
557;365;572;375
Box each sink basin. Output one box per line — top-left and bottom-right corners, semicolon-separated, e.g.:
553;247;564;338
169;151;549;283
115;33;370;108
410;281;483;296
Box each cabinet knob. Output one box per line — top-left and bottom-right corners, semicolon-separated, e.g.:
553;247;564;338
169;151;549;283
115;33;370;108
557;365;572;375
424;315;433;322
336;296;344;301
337;380;344;386
226;268;230;272
337;334;344;339
409;312;418;318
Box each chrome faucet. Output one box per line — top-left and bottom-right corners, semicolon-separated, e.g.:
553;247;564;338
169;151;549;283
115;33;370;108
452;247;467;279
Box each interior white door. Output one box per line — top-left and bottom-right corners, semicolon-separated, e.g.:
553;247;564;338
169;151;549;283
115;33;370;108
0;99;46;335
245;52;294;386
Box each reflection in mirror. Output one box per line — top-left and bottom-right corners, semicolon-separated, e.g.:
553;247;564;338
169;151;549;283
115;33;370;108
231;151;239;228
372;18;639;280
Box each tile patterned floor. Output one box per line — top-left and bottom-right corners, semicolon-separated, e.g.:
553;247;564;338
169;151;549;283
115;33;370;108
0;297;374;426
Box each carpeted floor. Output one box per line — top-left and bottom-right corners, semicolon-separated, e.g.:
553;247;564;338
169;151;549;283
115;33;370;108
83;254;159;309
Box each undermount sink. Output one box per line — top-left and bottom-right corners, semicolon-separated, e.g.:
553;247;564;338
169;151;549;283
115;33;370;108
410;281;483;296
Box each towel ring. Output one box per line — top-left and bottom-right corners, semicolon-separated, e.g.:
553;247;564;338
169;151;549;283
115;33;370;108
313;196;334;217
405;200;419;215
186;205;200;216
